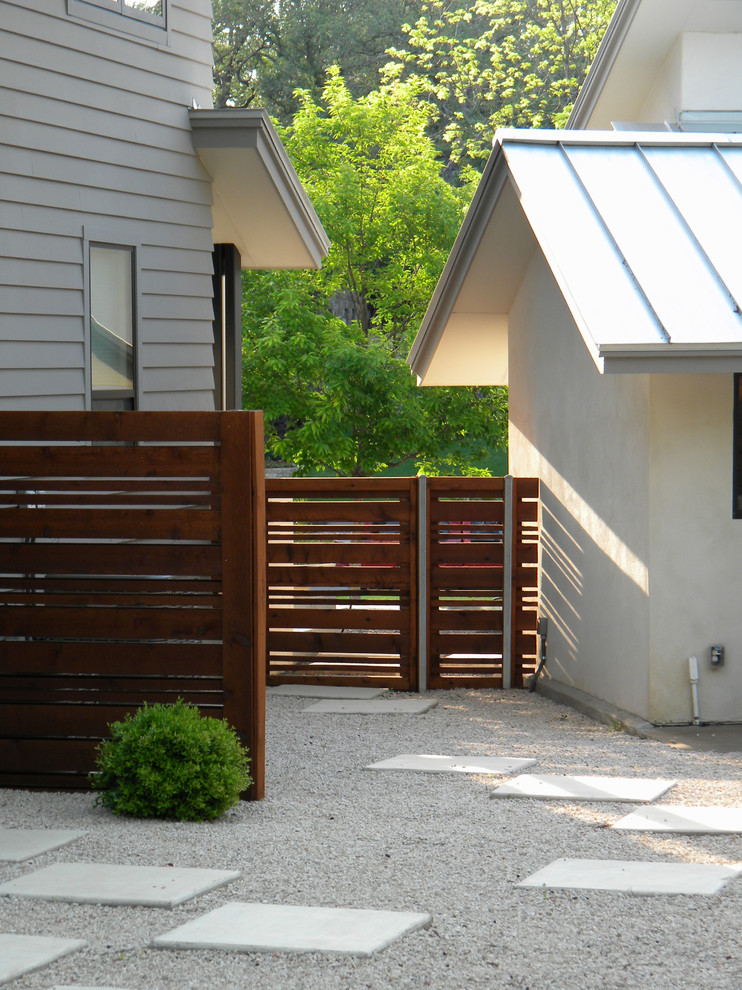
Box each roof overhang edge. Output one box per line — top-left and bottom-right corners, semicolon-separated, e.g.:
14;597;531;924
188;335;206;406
567;0;642;129
407;145;510;381
189;108;330;269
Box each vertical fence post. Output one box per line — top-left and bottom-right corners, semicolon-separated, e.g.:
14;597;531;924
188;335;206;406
502;475;514;690
417;475;428;693
220;411;266;801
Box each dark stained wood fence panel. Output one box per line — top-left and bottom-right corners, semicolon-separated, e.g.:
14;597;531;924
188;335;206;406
0;542;222;575
0;411;265;799
426;477;540;690
427;477;507;689
0;445;220;477
0;641;223;675
266;478;418;690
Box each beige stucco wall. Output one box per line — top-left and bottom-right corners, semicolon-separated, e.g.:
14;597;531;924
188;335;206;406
681;33;742;113
639;37;682;124
508;252;653;719
638;32;742;125
648;374;742;723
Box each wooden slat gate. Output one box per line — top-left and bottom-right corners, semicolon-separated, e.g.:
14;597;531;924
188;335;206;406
0;411;266;799
425;476;539;689
266;476;539;690
266;478;418;690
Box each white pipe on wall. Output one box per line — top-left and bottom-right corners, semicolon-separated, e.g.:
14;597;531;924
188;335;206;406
688;655;701;726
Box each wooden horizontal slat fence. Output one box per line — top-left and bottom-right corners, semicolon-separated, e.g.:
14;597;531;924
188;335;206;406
427;477;506;689
512;478;540;687
426;476;539;689
266;478;418;689
0;411;265;799
266;475;539;691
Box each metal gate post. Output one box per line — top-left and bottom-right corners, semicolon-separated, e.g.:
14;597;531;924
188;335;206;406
417;474;428;693
502;475;514;690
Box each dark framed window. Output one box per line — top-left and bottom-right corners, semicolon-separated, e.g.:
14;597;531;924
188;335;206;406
89;244;137;411
212;244;243;411
121;0;165;20
734;375;742;517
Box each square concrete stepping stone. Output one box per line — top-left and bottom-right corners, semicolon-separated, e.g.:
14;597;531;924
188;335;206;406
0;828;85;862
518;858;742;895
268;684;387;699
0;934;86;985
490;774;675;802
613;805;742;834
304;698;437;715
153;902;432;957
0;863;240;908
365;754;536;775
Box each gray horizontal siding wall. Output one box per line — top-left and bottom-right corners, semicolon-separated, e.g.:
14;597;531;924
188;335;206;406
0;0;217;410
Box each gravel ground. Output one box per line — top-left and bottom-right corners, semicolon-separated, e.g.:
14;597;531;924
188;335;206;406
1;689;742;990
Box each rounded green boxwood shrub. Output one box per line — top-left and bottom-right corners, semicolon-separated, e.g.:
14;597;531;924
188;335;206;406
90;699;252;821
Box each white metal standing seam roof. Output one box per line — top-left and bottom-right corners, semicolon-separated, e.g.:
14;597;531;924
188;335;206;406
408;131;742;384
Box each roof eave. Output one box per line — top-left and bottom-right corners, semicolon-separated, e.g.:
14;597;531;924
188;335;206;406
408;144;510;382
190;108;330;270
600;342;742;374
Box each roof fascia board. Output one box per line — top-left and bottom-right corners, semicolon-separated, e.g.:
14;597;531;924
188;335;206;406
602;341;742;373
601;342;742;356
567;0;642;129
408;145;510;379
251;127;329;264
249;112;330;259
604;354;742;374
497;128;742;149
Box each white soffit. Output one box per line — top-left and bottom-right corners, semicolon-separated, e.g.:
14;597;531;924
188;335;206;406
409;130;742;384
569;0;742;130
190;109;330;270
420;314;509;385
408;162;534;385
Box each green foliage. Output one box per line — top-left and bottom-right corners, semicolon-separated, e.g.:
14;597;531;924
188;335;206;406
90;700;252;821
221;2;617;473
211;0;425;119
385;0;617;171
210;0;615;161
211;0;280;108
242;72;508;477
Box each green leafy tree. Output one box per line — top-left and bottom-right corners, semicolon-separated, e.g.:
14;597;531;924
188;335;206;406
259;0;424;120
211;0;425;118
386;0;617;172
242;72;507;476
211;0;280;108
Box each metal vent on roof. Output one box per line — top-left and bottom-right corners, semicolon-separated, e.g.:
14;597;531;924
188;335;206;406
677;111;742;133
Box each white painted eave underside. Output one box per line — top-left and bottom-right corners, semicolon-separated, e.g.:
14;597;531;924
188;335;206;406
190;108;330;270
408;131;742;385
